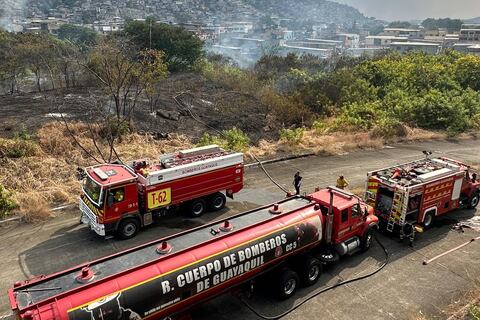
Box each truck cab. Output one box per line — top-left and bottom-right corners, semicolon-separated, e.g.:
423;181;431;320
309;186;378;257
80;164;139;237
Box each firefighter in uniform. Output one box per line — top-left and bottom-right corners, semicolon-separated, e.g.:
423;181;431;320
293;172;302;195
336;175;349;190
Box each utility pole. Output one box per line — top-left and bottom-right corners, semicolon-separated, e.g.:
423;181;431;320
149;19;152;49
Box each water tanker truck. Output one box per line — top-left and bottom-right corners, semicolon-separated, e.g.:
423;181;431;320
9;187;378;320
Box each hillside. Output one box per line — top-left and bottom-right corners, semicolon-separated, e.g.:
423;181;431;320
247;0;367;24
22;0;366;25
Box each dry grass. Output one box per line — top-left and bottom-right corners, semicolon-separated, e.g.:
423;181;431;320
0;122;193;220
0;121;462;221
248;126;446;160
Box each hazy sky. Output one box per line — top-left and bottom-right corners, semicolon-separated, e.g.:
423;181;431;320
333;0;480;21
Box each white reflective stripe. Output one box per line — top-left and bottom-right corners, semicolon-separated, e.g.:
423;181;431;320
79;199;106;236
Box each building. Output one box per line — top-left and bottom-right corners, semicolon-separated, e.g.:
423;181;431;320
335;33;360;48
459;24;480;42
382;28;423;39
453;43;480;56
280;43;332;58
390;41;440;54
365;35;408;48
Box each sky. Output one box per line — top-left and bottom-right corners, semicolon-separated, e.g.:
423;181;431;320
332;0;480;21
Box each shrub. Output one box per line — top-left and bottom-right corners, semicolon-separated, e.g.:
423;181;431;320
279;128;304;144
312;120;328;134
0;184;17;218
222;127;250;151
370;117;407;138
0;138;41;158
197;132;223;147
197;128;250;152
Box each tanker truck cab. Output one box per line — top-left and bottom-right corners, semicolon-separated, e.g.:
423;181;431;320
310;186;378;259
80;164;139;237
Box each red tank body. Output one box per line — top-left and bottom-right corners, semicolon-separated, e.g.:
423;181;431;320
10;189;377;320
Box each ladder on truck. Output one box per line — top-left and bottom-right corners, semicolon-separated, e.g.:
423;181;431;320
386;187;409;232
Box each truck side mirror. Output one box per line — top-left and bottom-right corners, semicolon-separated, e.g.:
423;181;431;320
107;193;115;207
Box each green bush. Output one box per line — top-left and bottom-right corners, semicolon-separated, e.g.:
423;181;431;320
222;127;250;151
0;184;17;218
197;132;223;147
279;128;304;144
312;120;328;134
197;128;250;152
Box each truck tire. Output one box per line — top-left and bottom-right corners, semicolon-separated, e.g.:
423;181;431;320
117;218;140;240
208;192;226;211
298;256;322;286
189;199;206;218
467;193;480;209
360;228;374;252
423;210;435;229
276;268;299;300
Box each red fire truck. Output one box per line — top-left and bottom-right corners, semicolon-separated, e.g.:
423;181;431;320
9;187;378;320
365;155;480;242
80;145;244;239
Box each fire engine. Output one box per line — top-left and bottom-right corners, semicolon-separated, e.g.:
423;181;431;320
365;155;480;242
80;145;244;239
9;187;378;320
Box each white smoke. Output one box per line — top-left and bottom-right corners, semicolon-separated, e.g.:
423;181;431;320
0;0;27;31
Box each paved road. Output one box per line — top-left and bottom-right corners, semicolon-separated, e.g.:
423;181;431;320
0;139;479;319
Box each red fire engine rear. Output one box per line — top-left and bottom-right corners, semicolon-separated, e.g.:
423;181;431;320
10;188;377;320
80;145;244;239
365;155;480;242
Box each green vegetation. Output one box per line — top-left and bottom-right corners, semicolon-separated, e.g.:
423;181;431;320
279;128;305;144
387;21;412;28
124;19;204;71
57;24;98;49
198;51;480;137
0;184;17;218
422;18;463;31
197;128;250;152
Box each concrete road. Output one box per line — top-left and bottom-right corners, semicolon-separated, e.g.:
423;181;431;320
0;139;479;319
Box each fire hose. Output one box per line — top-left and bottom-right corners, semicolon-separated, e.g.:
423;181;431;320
176;92;391;319
423;235;480;265
236;233;389;319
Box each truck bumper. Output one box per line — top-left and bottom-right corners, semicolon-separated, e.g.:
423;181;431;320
79;199;106;236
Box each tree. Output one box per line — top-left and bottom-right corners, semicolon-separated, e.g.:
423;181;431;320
422;18;463;31
387;21;412;28
0;31;26;94
85;37;168;122
124;19;204;71
57;24;98;50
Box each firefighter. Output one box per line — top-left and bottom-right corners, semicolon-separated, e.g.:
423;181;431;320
336;175;349;190
114;189;125;202
293;171;302;195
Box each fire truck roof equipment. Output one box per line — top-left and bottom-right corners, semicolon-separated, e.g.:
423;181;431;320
136;146;243;186
369;157;467;187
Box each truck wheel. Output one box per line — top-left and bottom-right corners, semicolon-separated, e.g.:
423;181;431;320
117;218;140;240
361;228;374;252
189;199;206;217
208;192;226;211
299;256;322;286
276;268;299;300
423;211;435;229
467;193;480;209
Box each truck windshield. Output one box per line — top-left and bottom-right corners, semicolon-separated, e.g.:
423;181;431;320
83;176;103;206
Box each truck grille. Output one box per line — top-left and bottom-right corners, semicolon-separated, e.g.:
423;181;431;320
79;198;97;224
